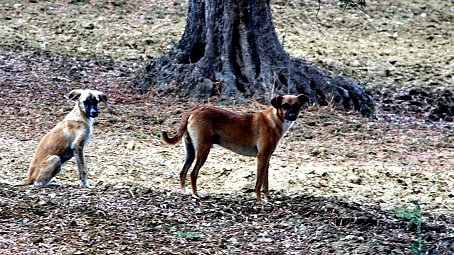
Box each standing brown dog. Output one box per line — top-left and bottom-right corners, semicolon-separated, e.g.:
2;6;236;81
20;89;107;187
162;94;310;200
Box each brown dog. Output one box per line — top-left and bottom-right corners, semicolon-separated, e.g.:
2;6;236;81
20;89;107;187
162;94;310;200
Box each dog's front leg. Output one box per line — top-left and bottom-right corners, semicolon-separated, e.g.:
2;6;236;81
255;153;271;201
261;156;272;200
74;146;89;187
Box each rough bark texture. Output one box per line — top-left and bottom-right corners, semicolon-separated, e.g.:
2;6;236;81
137;0;374;116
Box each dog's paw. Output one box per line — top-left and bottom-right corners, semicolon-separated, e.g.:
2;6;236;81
181;186;192;195
79;181;90;188
261;198;273;205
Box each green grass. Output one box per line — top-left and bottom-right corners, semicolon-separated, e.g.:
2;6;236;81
176;230;206;240
389;200;426;255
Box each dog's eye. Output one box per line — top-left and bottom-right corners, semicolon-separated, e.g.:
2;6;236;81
84;100;98;105
282;103;289;109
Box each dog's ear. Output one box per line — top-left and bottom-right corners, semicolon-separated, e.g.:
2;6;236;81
67;90;82;101
297;94;310;105
271;96;283;109
98;93;108;104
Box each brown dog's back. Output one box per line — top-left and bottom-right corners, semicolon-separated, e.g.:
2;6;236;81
163;106;254;141
162;105;271;156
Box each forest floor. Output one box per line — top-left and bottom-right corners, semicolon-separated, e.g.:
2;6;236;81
0;0;453;254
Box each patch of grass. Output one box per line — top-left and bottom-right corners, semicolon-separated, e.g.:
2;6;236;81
176;230;205;240
390;207;418;220
389;200;426;255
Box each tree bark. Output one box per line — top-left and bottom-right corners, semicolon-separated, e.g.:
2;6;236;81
137;0;374;116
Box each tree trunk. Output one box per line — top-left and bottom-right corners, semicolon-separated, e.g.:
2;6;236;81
137;0;374;116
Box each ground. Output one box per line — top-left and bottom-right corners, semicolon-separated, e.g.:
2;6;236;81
0;0;453;254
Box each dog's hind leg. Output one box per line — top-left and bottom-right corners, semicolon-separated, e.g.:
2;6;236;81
34;155;62;186
189;143;211;198
180;135;196;194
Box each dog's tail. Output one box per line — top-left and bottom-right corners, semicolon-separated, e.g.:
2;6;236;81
161;109;193;145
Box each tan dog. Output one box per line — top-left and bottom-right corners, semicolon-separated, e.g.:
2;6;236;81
20;89;107;187
162;94;310;200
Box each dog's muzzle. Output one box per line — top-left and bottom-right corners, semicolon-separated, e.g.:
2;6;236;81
285;112;298;121
87;110;99;118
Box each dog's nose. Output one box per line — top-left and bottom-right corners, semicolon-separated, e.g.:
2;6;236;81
89;111;98;118
285;113;298;121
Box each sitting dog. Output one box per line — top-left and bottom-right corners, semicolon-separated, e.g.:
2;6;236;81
162;94;310;200
20;89;107;187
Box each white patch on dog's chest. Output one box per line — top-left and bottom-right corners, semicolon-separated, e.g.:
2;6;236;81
282;120;295;134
